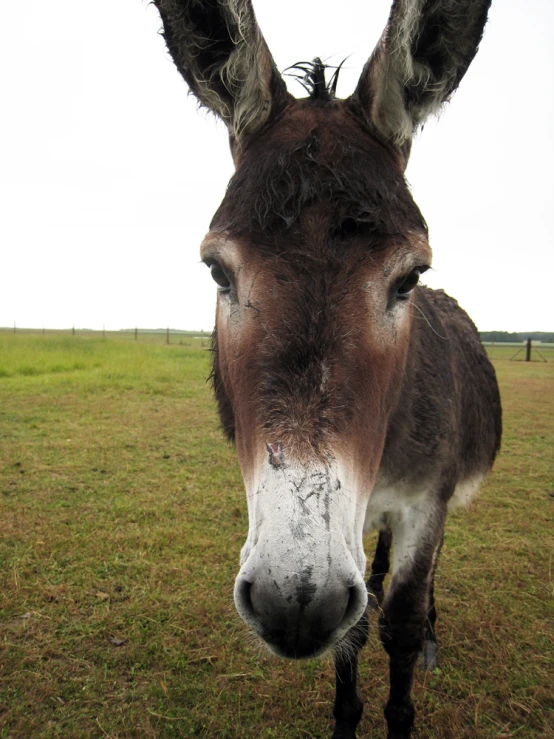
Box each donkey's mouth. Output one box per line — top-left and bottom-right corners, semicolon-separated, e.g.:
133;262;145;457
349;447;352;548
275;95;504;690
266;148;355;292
261;627;335;660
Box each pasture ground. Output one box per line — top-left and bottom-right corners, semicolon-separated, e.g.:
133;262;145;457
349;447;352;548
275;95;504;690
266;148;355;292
0;332;552;738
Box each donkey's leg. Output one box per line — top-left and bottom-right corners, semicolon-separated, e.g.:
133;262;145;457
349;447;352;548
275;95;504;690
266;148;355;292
332;611;369;739
420;564;439;671
379;505;446;739
331;529;392;737
367;528;392;609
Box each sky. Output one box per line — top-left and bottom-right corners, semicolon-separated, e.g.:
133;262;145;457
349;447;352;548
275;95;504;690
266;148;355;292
1;0;553;332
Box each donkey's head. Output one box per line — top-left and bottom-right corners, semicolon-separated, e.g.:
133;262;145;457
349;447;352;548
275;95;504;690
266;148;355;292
154;0;490;659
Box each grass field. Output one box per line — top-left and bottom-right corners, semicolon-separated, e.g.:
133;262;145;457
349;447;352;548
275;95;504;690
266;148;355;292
1;332;552;738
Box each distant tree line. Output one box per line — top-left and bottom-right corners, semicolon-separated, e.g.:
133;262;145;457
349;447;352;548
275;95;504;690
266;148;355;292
480;331;554;343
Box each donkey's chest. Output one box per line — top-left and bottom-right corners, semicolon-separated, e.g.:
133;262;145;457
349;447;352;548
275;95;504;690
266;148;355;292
363;479;431;534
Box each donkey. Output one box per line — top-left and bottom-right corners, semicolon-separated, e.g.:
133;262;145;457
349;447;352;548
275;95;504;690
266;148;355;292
152;1;501;737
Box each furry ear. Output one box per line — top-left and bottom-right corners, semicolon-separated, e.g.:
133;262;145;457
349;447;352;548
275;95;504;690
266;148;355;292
153;0;288;145
350;0;491;157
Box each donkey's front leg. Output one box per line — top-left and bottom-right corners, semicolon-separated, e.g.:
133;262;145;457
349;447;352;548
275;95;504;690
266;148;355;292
379;505;446;739
332;611;369;739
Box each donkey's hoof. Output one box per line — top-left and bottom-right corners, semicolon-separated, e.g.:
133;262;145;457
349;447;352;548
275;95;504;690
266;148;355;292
419;639;438;671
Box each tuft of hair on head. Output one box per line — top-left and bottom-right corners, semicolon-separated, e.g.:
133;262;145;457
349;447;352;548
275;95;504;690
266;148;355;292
284;57;348;101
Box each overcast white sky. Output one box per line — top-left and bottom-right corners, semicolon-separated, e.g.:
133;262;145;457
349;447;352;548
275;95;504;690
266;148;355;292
1;1;552;332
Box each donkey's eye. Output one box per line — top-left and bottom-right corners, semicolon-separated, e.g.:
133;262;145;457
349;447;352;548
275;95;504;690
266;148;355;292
396;267;428;299
397;270;420;297
207;261;231;292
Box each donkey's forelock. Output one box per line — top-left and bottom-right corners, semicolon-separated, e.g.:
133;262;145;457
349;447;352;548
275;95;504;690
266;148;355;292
210;103;427;237
284;58;346;102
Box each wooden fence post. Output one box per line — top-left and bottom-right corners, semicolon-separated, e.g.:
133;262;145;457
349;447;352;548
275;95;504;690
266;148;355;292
525;338;532;362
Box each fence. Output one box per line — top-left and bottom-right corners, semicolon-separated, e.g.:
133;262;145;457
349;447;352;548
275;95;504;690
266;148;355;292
2;325;210;347
481;340;553;362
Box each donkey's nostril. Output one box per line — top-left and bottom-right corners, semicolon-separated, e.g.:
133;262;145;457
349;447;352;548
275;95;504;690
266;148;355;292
235;577;256;621
342;582;368;630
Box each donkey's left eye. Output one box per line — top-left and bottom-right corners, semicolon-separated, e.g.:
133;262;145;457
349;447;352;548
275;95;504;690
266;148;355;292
396;267;426;299
398;270;420;297
208;261;231;291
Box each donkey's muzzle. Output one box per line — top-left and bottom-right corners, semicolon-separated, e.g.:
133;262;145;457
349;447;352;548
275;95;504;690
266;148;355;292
234;568;367;659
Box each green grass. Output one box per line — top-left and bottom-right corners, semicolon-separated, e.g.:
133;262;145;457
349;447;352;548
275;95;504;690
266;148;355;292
1;332;552;738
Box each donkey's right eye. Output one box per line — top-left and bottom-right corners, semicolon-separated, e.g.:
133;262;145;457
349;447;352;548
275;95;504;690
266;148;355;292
208;262;231;292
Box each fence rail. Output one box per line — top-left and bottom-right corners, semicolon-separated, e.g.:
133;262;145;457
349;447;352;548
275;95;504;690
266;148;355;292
1;326;210;346
2;327;553;360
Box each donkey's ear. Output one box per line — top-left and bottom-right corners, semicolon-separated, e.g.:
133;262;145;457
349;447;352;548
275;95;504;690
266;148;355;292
350;0;491;157
153;0;288;145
